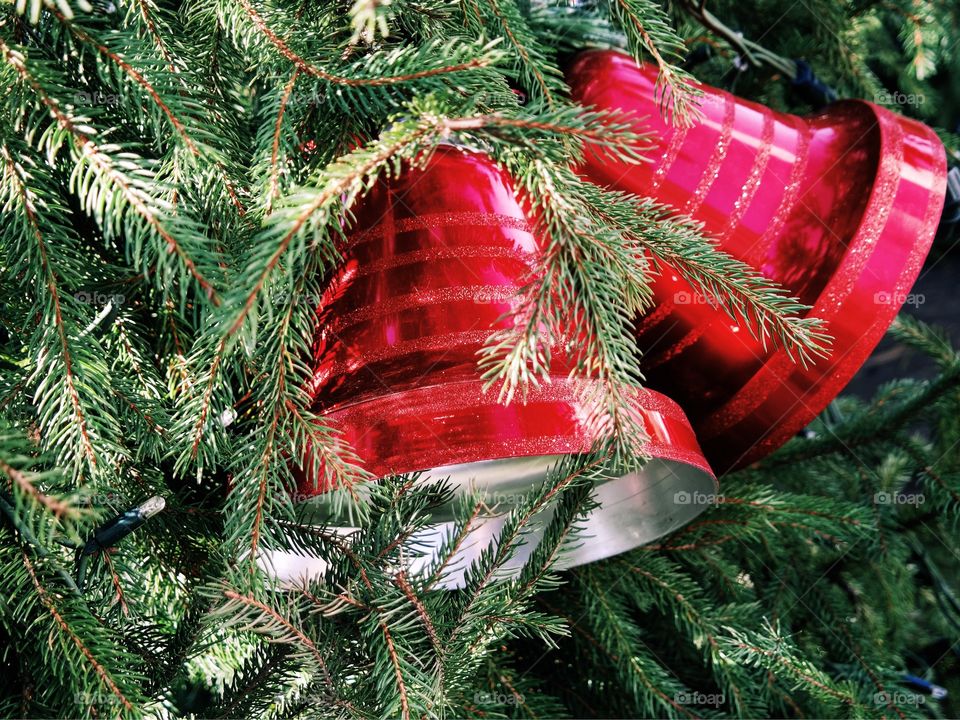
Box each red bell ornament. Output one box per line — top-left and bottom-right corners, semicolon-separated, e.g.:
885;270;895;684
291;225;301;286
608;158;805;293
265;146;717;588
566;50;948;472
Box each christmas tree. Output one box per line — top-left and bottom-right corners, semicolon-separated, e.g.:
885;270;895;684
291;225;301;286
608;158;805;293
1;0;959;717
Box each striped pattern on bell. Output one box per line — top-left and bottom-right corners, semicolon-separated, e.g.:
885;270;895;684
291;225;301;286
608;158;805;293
264;146;717;589
567;50;948;472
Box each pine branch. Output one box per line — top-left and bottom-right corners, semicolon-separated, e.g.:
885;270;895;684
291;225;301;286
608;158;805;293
582;185;832;365
438;453;606;689
475;0;564;106
236;0;500;87
720;620;859;711
575;565;699;718
0;140;128;477
262;68;300;214
0;536;147;717
618;555;763;715
605;0;701;125
0;421;92;546
0;33;225;305
476;156;652;452
13;0;91;24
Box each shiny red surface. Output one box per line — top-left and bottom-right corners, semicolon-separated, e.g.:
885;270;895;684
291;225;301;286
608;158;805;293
320;378;712;482
300;146;713;493
567;50;947;472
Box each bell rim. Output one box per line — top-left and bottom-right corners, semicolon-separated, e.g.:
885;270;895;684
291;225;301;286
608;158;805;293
702;99;948;471
299;377;716;494
265;452;718;590
564;49;949;471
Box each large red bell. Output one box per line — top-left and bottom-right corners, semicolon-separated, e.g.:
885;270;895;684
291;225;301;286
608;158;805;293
567;50;948;472
266;146;717;587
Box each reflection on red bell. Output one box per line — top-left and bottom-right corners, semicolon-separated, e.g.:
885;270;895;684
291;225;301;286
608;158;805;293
567;50;948;472
266;146;717;588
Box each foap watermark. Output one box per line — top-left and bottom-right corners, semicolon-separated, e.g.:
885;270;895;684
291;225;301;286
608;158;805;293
73;90;122;107
474;691;525;707
874;491;925;506
75;290;125;306
472;288;517;305
267;289;325;308
278;86;328;108
693;93;727;114
475;490;531;509
874;691;926;707
289;490;328;504
86;491;124;505
674;290;722;307
674;490;724;506
675;691;725;708
476;88;527;106
74;692;125;707
874;90;925;108
873;291;924;307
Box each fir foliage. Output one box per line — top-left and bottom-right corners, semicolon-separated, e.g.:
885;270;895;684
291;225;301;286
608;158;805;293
0;0;958;717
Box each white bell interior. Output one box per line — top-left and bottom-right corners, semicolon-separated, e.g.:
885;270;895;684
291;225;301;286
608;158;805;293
261;454;717;590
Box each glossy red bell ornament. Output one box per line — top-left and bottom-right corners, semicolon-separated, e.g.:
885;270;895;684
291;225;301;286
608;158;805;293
567;50;948;472
264;146;717;588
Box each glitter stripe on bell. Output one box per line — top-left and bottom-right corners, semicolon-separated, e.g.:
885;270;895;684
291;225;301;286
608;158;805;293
567;50;948;472
263;146;718;589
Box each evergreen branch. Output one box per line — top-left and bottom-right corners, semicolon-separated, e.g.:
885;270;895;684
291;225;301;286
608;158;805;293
0;425;91;549
213;260;366;565
97;1;256;224
606;0;700;124
51;10;201;156
475;157;651;451
184;337;228;466
0;457;74;523
1;147;97;470
423;499;484;591
457;464;601;659
720;621;857;708
22;554;132;712
480;0;561;106
237;0;493;86
247;409;281;568
443;453;606;678
266;68;300;213
460;454;606;598
443;108;651;160
0;493;82;595
100;551;129;616
219;588;332;682
221;120;438;343
284;404;366;502
211;646;297;719
652;482;872;554
12;549;145;716
0;137;130;477
577;566;699;718
513;478;594;595
618;555;756;715
14;0;92;24
583;186;832;365
0;36;224;304
126;0;177;71
393;571;440;656
888;314;958;369
378;614;411;720
209;587;375;714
